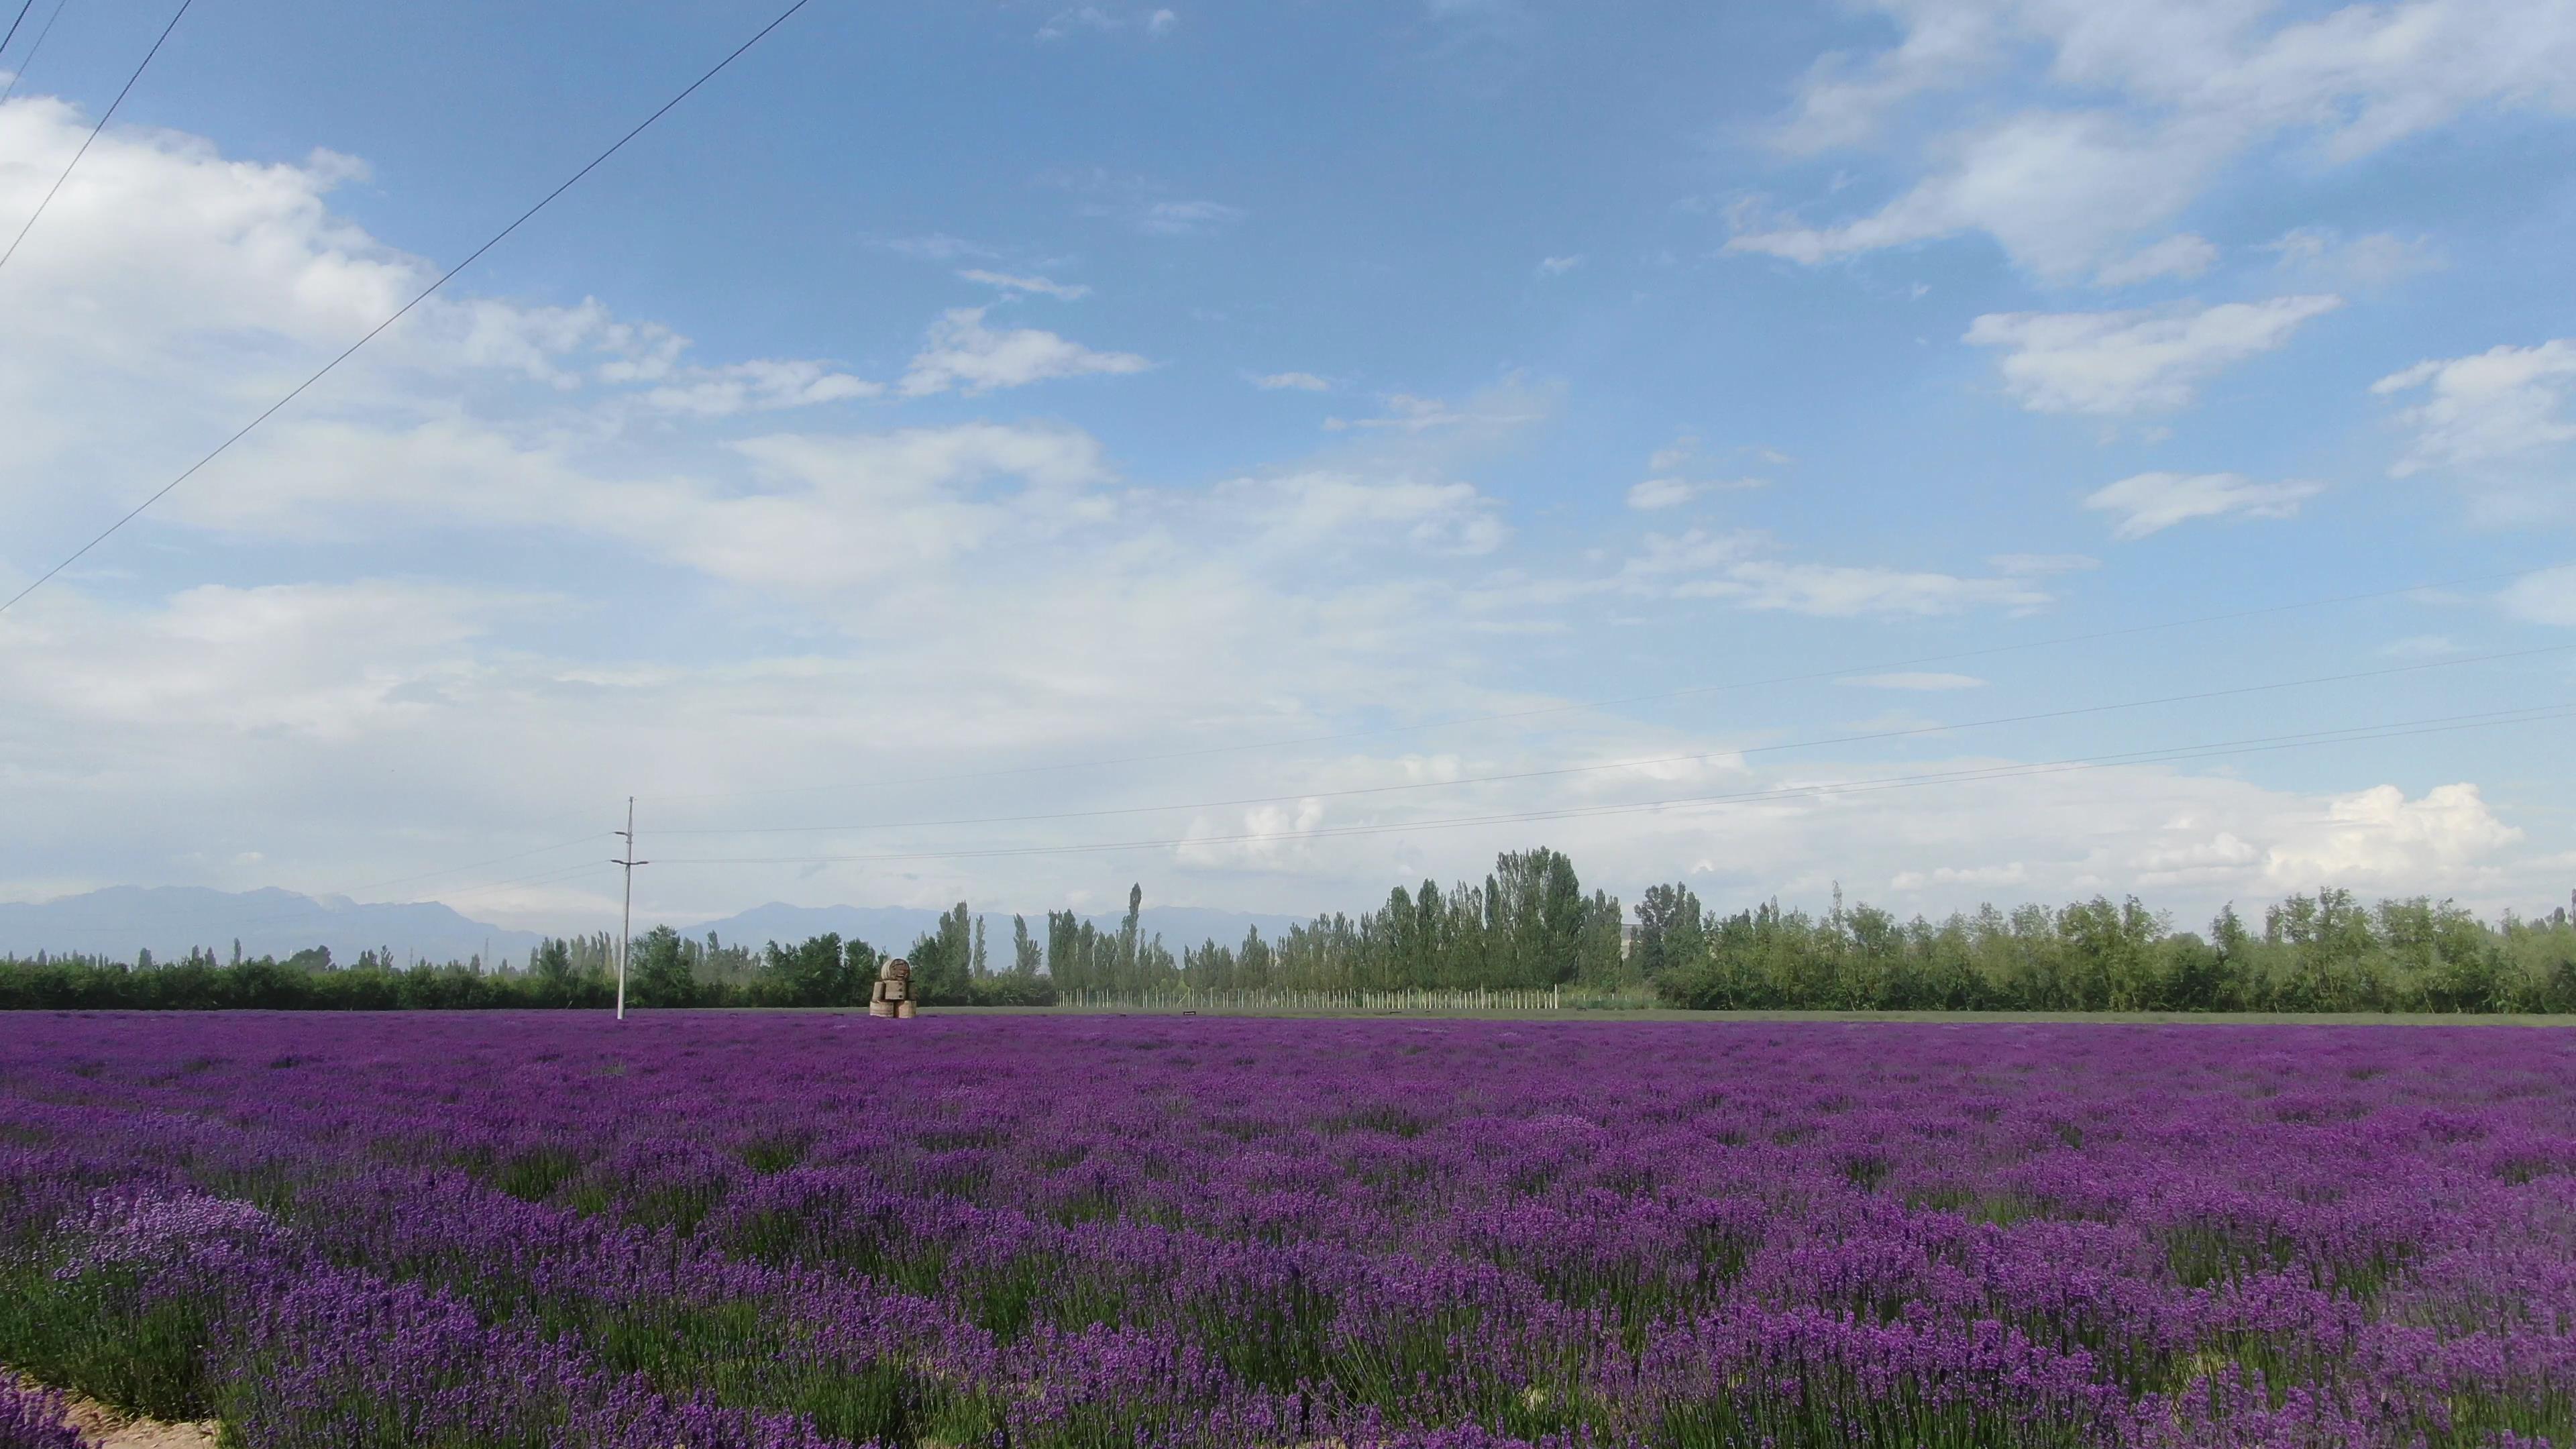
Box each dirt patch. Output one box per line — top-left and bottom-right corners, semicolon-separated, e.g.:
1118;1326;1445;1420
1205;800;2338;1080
6;1373;218;1448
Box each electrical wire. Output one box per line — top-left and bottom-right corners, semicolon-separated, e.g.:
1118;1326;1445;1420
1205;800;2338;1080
0;0;819;617
0;0;190;276
650;639;2576;837
647;701;2576;868
0;0;37;62
0;0;69;105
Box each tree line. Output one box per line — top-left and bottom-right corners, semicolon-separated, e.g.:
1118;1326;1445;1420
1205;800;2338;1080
3;847;2573;1013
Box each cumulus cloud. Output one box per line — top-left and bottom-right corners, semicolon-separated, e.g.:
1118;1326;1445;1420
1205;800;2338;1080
1538;254;1585;276
1737;0;2576;278
2084;472;2326;538
2262;784;2524;890
2373;339;2576;476
1252;371;1332;392
3;83;2565;936
898;307;1150;396
1964;296;2343;415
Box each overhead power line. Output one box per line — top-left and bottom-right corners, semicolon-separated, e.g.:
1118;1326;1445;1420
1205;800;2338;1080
653;639;2576;837
0;0;191;276
0;0;38;60
0;0;70;105
647;701;2576;868
0;0;819;618
637;562;2566;806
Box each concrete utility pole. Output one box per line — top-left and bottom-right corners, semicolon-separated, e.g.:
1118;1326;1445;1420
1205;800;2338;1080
611;797;649;1022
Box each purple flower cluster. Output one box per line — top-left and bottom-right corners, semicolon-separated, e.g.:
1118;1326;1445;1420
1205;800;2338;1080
0;1376;84;1449
1;1012;2571;1448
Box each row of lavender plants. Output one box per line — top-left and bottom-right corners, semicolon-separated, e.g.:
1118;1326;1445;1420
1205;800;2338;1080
3;1012;2573;1447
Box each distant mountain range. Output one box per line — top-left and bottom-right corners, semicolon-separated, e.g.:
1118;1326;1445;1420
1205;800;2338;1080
0;886;548;968
0;887;1311;969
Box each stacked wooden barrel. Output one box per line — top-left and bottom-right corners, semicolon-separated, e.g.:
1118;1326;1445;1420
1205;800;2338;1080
868;957;916;1018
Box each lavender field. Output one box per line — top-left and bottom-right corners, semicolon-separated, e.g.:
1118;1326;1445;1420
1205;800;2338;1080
3;1014;2573;1448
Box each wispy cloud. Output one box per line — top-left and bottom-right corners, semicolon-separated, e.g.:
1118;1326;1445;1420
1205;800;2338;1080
1252;371;1332;392
1966;297;2343;415
898;308;1150;396
2084;472;2326;538
1840;672;1987;691
958;269;1092;301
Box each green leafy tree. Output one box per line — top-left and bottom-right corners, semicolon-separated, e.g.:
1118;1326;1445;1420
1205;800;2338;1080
1011;915;1042;977
630;924;695;1007
910;904;974;1004
1633;882;1707;980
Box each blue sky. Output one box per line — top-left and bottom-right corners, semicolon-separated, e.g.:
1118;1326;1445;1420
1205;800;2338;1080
3;0;2574;939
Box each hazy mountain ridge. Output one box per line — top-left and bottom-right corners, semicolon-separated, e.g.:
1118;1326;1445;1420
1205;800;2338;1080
0;887;1311;969
0;886;547;967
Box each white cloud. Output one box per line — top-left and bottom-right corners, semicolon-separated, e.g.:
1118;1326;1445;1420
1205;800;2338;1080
1739;0;2576;278
898;307;1150;396
872;232;999;262
1140;199;1246;235
2500;566;2576;627
2084;471;2326;538
1615;532;2050;617
641;358;881;416
1626;477;1696;511
1729;111;2230;280
1037;5;1174;40
1538;254;1585;276
1680;561;2051;617
1989;553;2098;576
5;85;2568;936
2267;227;2443;288
1044;169;1246;235
2094;233;2218;286
1890;862;2027;892
1964;296;2343;415
957;269;1092;301
1841;672;1987;691
2262;784;2524;890
1220;470;1509;556
1252;371;1332;392
2373;339;2576;476
2379;634;2462;658
1622;435;1766;509
1324;391;1544;433
0;580;535;743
